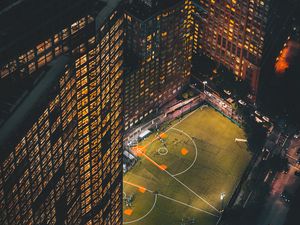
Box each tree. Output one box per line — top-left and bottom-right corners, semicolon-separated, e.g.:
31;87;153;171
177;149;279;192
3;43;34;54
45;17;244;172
182;92;189;99
222;206;244;225
188;90;194;98
258;37;300;129
244;116;268;153
236;104;268;154
211;64;251;99
268;155;289;172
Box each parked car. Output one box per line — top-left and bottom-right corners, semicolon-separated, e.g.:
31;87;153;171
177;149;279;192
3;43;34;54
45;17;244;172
247;94;254;101
283;165;289;174
296;148;300;155
254;110;261;117
262;116;270;122
224;89;231;96
262;149;270;161
280;190;292;203
238;99;247;106
255;116;263;123
204;91;212;97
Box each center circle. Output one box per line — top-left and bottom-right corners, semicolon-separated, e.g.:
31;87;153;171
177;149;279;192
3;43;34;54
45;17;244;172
157;147;168;155
148;128;198;177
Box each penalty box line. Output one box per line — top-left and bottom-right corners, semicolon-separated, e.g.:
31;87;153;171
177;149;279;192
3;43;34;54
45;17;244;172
141;152;221;214
123;180;219;218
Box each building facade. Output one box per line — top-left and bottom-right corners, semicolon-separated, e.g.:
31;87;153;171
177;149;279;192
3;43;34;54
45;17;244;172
123;0;193;130
0;0;123;224
192;0;270;93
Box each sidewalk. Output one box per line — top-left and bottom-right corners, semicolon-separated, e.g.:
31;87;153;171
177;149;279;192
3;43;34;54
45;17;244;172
232;127;280;208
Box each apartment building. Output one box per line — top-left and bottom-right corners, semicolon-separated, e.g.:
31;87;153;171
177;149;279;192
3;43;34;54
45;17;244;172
192;0;270;93
123;0;193;130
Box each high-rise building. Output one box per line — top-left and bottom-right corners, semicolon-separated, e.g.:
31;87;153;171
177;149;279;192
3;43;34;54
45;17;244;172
123;0;193;130
192;0;270;93
0;0;123;224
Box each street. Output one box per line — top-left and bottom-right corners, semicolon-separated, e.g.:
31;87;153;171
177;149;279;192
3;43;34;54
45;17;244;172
257;138;300;225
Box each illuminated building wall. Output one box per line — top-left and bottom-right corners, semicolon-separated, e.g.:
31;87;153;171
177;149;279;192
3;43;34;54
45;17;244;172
0;1;123;224
123;0;193;130
192;0;270;93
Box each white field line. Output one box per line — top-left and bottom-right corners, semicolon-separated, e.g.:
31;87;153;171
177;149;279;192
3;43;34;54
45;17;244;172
123;181;218;221
163;164;220;214
123;194;158;224
140;151;220;214
157;193;219;217
171;127;198;177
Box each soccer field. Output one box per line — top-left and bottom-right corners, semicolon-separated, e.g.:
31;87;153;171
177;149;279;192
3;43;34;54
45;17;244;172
123;106;251;225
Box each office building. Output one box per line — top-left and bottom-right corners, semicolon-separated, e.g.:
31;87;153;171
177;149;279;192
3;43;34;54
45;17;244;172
0;0;123;224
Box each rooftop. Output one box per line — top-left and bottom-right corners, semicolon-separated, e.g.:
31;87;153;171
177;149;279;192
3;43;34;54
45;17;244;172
95;0;123;28
0;55;70;148
0;0;103;64
125;0;183;21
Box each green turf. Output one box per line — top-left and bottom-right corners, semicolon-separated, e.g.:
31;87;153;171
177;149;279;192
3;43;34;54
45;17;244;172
123;106;251;225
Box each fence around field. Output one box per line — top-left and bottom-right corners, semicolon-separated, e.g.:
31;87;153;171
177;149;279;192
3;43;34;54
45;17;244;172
124;92;253;225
